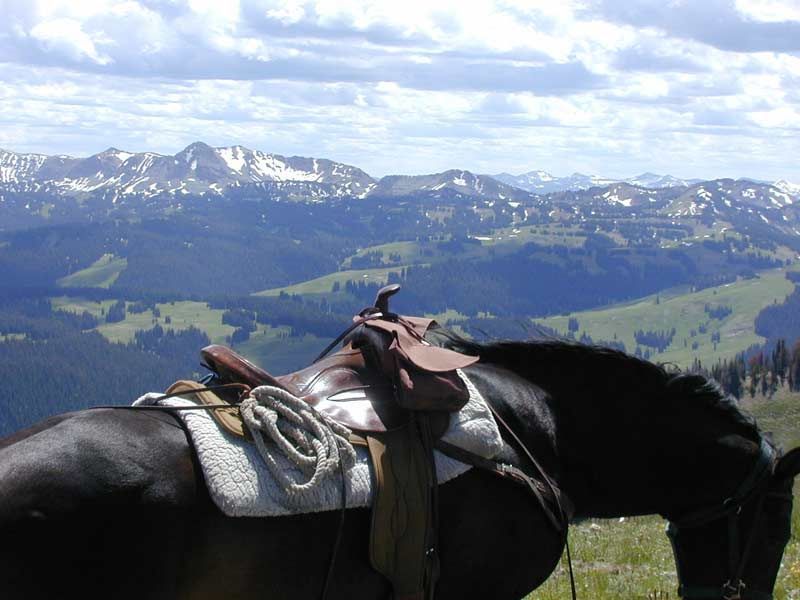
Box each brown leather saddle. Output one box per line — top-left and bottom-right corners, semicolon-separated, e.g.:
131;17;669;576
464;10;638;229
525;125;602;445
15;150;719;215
200;284;478;436
196;284;480;600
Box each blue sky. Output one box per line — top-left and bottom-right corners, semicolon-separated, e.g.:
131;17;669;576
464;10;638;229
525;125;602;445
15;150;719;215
0;0;799;181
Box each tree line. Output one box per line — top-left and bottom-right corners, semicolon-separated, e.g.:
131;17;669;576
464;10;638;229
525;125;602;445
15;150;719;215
692;337;800;399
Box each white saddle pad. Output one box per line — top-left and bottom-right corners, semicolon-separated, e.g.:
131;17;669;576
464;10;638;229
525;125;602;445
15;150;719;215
135;370;503;517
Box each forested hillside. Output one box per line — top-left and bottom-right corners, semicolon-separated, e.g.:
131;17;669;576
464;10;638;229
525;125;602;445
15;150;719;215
0;298;208;436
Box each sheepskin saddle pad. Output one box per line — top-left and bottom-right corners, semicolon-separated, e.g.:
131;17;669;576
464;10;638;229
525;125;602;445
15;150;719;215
134;369;503;517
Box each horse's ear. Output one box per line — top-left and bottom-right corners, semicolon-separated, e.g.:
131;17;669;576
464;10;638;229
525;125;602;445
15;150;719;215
775;447;800;480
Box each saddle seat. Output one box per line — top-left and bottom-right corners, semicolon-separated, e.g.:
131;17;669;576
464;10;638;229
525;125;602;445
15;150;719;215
201;343;410;433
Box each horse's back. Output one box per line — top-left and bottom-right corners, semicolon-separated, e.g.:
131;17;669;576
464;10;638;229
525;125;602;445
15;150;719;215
0;409;200;600
0;380;566;600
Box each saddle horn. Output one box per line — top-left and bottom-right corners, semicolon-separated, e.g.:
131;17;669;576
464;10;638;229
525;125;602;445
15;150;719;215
374;284;401;314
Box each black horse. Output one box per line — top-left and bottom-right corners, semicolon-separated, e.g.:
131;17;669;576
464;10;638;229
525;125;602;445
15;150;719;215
0;339;798;599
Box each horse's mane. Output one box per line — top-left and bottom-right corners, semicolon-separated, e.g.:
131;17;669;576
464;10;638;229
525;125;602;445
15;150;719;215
436;330;759;437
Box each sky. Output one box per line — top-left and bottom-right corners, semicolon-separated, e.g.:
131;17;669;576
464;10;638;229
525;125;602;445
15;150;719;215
0;0;799;181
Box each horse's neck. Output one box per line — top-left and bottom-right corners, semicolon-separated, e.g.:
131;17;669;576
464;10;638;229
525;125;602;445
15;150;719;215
530;363;760;520
456;341;762;521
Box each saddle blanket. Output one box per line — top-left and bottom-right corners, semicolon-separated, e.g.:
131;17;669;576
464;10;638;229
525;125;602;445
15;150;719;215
135;370;503;517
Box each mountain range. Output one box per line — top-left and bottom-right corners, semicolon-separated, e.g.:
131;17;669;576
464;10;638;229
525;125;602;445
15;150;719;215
492;170;705;193
1;142;798;248
0;142;528;202
2;142;796;204
0;142;375;200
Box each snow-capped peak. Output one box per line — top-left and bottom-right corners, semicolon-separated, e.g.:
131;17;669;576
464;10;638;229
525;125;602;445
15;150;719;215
775;179;800;197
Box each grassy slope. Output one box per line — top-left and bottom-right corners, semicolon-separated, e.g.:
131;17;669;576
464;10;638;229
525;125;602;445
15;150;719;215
528;387;800;600
0;333;26;341
51;296;116;319
56;253;127;288
253;266;405;297
51;297;235;344
536;268;795;369
340;225;587;269
342;241;425;267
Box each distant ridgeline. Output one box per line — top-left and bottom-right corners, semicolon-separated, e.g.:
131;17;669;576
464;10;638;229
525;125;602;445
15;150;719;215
0;187;793;309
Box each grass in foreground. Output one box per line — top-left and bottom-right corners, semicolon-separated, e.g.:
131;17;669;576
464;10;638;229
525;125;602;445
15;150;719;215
530;513;799;600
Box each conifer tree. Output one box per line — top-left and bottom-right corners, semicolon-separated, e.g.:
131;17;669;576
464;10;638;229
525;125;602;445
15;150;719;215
761;368;770;397
789;340;800;392
748;354;763;398
771;339;789;384
727;359;742;399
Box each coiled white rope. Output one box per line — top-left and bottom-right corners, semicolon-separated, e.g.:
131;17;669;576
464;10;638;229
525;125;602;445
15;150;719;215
238;385;356;506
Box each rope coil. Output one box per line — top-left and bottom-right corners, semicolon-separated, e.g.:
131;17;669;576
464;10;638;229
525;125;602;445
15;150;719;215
239;385;356;506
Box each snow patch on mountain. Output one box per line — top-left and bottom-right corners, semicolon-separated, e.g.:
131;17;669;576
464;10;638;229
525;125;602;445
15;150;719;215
0;151;50;183
217;146;245;173
774;180;800;199
246;151;322;182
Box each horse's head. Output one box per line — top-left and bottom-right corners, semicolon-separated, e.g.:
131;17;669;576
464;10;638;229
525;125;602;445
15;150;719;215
666;444;799;600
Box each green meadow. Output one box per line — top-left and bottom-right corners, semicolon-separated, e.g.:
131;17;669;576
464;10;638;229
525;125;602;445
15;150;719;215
340;225;589;270
536;268;795;369
478;224;588;248
51;295;328;373
342;241;427;267
51;297;235;344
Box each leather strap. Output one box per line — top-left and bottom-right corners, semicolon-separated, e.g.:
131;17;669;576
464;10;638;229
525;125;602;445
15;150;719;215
434;440;566;532
366;417;437;600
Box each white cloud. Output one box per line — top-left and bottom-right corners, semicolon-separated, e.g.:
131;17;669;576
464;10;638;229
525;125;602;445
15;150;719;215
0;0;797;181
29;17;113;65
735;0;800;23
